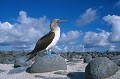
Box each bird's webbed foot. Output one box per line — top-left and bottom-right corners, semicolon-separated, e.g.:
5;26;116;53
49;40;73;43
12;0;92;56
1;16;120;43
44;50;51;54
44;50;56;58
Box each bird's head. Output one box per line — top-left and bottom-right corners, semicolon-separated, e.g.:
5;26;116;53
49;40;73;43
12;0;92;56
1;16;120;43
50;19;68;30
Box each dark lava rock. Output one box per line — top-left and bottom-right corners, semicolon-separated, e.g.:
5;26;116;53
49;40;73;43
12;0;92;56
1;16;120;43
66;52;73;61
67;72;85;79
14;56;32;68
109;55;120;66
113;59;120;66
106;54;113;59
85;57;119;79
27;53;67;73
0;56;15;64
72;54;82;59
91;53;97;58
0;69;6;73
109;55;120;60
6;55;15;61
10;52;26;57
83;54;92;63
54;71;68;75
8;67;27;74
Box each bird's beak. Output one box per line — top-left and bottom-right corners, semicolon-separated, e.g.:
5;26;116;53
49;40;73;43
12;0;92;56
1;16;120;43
57;20;68;23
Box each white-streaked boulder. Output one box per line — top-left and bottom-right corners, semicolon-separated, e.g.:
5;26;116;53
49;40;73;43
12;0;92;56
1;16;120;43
26;53;67;73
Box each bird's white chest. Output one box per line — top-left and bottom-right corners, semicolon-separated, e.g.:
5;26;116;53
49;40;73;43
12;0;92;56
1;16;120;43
46;28;60;50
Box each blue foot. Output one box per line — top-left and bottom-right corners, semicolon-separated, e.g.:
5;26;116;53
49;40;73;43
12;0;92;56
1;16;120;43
48;54;56;58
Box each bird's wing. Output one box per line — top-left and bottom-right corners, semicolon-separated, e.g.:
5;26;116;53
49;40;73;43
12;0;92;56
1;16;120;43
26;32;55;62
30;31;55;55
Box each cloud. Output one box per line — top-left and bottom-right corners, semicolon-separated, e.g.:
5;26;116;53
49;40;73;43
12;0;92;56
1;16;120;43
109;45;118;51
59;30;82;45
103;15;120;42
1;11;119;52
54;44;85;52
53;30;83;52
76;8;98;26
83;30;110;48
0;11;85;52
0;11;50;51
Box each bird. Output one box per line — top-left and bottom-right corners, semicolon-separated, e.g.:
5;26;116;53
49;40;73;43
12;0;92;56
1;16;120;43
26;19;68;61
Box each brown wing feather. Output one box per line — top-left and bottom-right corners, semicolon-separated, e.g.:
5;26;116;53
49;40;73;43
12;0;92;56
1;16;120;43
33;31;55;53
26;31;55;61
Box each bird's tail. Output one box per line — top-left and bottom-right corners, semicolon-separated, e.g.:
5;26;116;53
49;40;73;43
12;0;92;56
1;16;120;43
26;51;37;62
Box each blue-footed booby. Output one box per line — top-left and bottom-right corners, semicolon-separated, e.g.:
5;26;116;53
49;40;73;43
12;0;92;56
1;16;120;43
26;19;67;61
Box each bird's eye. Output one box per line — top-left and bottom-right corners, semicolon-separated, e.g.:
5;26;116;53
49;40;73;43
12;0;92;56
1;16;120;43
57;20;60;23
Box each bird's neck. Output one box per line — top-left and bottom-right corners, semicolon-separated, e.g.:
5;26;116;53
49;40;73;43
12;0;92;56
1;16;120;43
51;26;60;33
52;26;60;34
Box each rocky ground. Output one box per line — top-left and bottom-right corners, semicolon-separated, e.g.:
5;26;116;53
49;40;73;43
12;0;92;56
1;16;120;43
0;59;119;79
0;51;119;79
0;59;86;79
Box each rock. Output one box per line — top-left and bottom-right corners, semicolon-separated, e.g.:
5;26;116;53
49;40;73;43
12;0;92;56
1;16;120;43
67;72;85;79
81;53;88;59
0;69;6;73
14;56;32;68
109;55;120;60
6;55;15;61
107;54;114;58
85;57;119;79
66;52;73;61
54;71;68;75
109;55;120;66
83;54;92;63
0;56;15;64
72;54;82;59
91;53;96;58
27;53;67;73
8;67;27;74
113;59;120;66
60;52;68;59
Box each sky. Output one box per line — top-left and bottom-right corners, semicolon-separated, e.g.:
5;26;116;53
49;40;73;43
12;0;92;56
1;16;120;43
0;0;120;52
